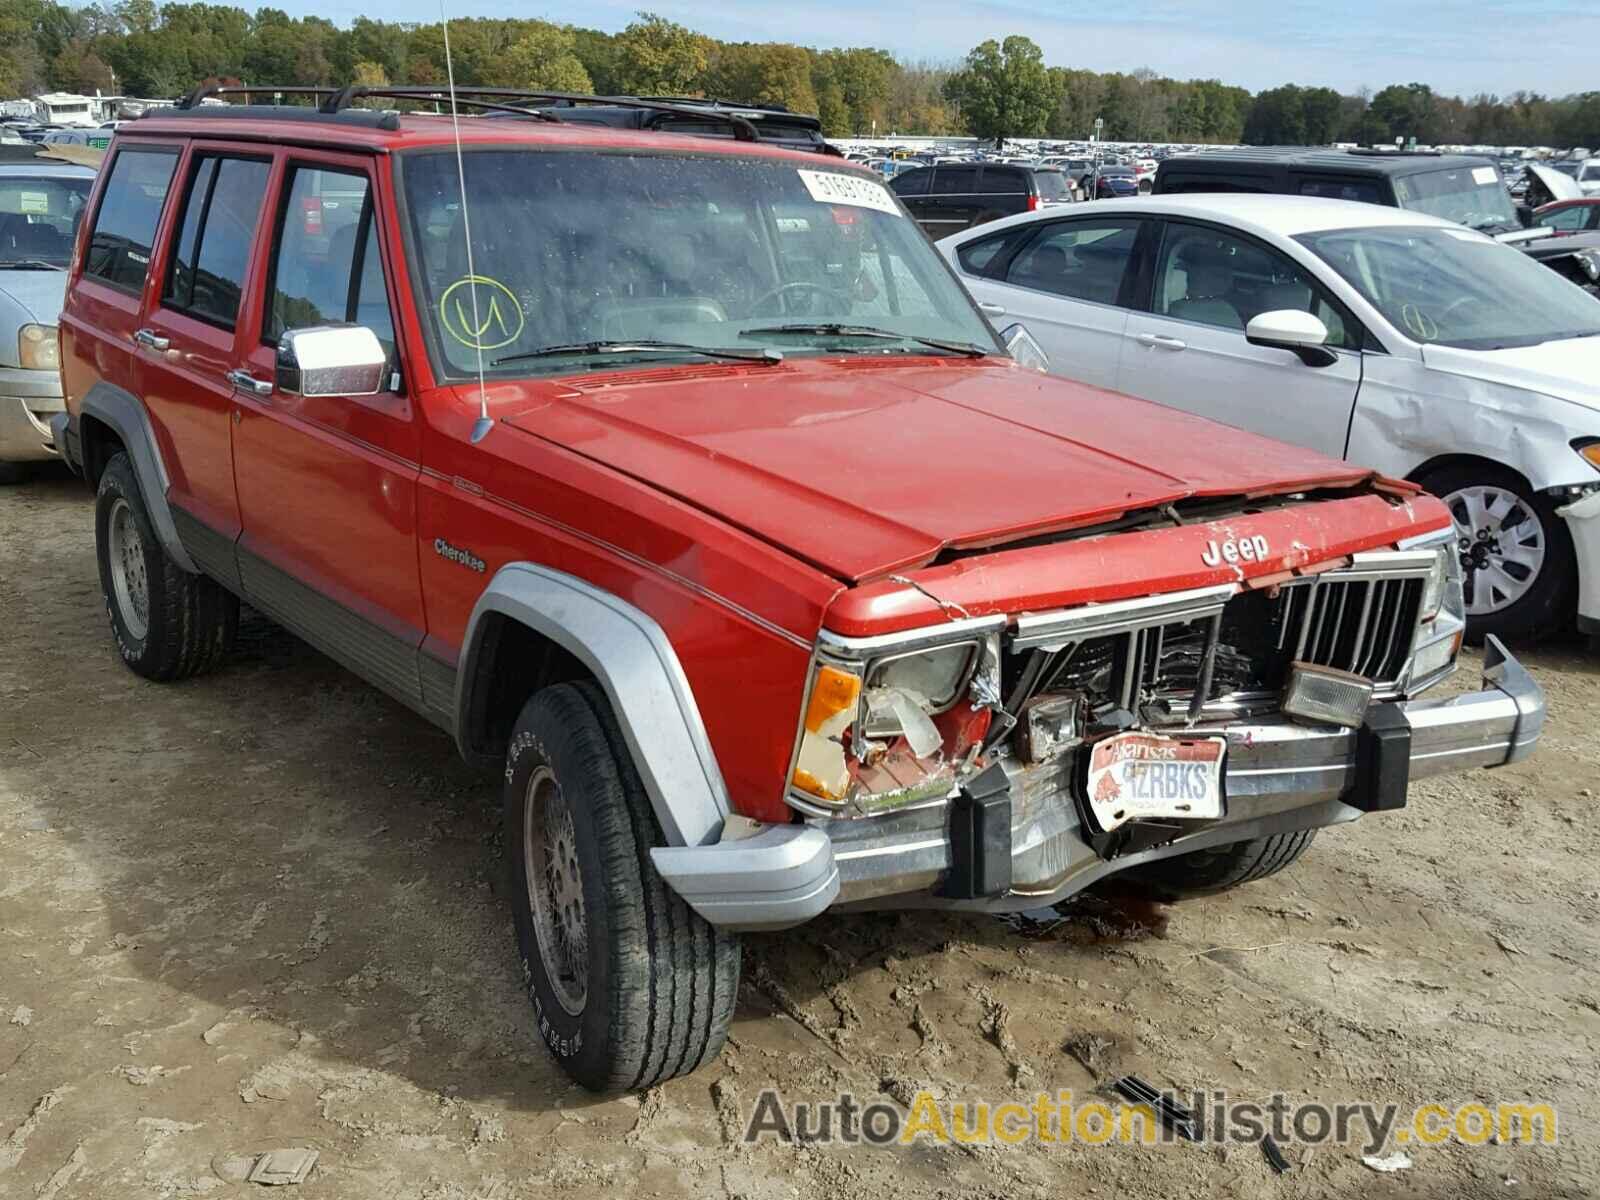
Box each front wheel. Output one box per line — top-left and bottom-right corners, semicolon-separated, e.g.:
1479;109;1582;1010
1417;463;1574;640
504;682;740;1091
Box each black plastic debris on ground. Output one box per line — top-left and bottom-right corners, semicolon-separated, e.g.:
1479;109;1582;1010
1111;1075;1198;1141
1262;1134;1292;1173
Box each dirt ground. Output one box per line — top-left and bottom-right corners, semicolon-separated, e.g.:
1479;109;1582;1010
2;466;1597;1200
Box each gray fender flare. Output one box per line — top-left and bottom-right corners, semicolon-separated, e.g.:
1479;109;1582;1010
455;562;732;847
79;382;199;575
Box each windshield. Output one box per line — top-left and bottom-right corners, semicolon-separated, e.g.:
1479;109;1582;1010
399;150;999;378
1296;225;1600;350
1392;165;1517;232
0;172;90;266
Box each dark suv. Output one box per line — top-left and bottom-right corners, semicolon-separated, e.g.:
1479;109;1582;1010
1154;149;1520;235
891;162;1073;237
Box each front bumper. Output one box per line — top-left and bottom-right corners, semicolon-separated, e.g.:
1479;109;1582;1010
1557;490;1600;633
0;365;64;462
653;639;1543;931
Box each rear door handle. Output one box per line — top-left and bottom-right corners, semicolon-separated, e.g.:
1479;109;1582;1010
133;328;169;351
978;301;1007;317
227;369;273;397
1134;333;1187;351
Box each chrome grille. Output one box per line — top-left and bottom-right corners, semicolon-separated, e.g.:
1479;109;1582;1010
1004;555;1429;726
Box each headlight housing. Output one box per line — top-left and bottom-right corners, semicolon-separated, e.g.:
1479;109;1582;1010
788;617;1003;815
17;323;59;372
1405;531;1465;693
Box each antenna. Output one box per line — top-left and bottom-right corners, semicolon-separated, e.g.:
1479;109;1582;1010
438;0;493;443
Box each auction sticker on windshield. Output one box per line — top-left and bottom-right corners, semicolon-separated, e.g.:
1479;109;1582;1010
1086;732;1226;833
797;169;900;216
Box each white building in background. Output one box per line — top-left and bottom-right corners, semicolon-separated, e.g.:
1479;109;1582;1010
33;93;101;126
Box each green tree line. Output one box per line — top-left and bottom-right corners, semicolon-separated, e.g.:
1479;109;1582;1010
2;4;1595;150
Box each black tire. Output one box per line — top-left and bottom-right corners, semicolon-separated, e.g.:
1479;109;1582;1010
0;460;31;485
94;451;238;681
1126;830;1316;900
504;681;740;1092
1416;462;1575;641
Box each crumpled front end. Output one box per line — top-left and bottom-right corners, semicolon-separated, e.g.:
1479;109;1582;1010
652;515;1545;930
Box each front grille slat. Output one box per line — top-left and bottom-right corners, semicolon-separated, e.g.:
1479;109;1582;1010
1001;568;1425;728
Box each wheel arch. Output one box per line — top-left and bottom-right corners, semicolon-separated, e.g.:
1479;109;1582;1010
1407;453;1537;495
78;382;198;574
455;562;733;848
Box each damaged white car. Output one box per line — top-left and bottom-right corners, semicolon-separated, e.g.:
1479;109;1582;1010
942;194;1600;639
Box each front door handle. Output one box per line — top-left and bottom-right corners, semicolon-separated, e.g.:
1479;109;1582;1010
133;328;169;351
227;369;273;397
1134;332;1187;351
978;301;1007;317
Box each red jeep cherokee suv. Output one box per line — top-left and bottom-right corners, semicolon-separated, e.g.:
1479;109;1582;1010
53;87;1544;1092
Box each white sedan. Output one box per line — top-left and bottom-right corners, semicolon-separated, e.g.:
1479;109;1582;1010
939;193;1600;640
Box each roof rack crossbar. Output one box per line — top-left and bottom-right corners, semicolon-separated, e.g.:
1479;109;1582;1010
317;86;562;123
325;86;759;141
168;83;763;143
176;84;337;110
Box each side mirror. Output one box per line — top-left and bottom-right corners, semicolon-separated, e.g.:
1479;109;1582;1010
1000;322;1050;372
276;325;388;397
1245;309;1338;368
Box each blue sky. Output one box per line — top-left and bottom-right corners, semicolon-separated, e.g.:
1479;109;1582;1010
293;0;1595;97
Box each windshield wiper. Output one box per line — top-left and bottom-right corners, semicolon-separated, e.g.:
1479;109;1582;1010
491;339;782;368
0;259;65;271
739;323;989;358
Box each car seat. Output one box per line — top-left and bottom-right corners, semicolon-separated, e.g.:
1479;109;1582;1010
1169;242;1243;329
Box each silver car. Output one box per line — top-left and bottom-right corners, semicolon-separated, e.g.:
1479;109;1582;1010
0;153;95;482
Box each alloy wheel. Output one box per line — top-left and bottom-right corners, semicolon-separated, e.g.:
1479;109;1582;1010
1444;484;1547;616
523;764;588;1016
107;497;150;640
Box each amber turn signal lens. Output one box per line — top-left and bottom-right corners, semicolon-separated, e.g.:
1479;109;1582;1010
804;665;861;734
1578;443;1600;471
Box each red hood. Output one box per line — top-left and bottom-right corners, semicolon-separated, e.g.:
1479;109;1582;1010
497;356;1377;582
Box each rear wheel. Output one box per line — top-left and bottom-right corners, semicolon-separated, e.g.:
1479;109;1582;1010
1126;830;1317;900
1417;462;1574;640
94;452;237;680
504;681;740;1091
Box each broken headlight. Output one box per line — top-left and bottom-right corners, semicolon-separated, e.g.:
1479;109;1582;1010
788;617;1003;814
1406;532;1465;693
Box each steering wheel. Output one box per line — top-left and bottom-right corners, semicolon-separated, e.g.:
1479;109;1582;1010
749;281;851;318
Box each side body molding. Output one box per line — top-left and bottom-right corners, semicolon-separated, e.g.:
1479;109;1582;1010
456;563;733;847
78;382;199;575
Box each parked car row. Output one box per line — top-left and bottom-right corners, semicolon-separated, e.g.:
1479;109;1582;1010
30;86;1551;1095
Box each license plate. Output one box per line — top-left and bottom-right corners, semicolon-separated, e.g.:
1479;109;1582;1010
1086;732;1226;833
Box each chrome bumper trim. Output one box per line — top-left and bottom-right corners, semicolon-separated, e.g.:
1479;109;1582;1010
661;641;1542;926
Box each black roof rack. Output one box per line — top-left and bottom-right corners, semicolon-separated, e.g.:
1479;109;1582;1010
170;83;761;142
1345;148;1444;158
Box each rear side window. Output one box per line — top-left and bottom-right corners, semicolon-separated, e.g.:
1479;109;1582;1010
265;166;397;363
84;147;178;291
980;167;1025;195
956;227;1031;277
930;167;978;194
889;168;931;197
1297;176;1382;204
1004;219;1142;305
162;155;270;329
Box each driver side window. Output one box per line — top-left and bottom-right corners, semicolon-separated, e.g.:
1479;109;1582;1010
1153;224;1354;349
265;165;397;370
1536;207;1587;232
